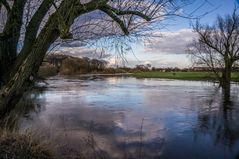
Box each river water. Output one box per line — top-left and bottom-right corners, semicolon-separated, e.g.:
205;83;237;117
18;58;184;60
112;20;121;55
17;76;239;159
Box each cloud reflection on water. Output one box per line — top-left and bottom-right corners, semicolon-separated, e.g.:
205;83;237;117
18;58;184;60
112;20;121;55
15;77;239;159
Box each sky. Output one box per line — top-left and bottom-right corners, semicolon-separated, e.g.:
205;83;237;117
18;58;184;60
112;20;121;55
122;0;238;68
58;0;238;68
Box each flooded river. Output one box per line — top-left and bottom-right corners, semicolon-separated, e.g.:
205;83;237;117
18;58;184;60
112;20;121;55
18;76;239;159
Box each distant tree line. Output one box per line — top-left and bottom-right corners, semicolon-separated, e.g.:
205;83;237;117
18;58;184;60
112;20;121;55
43;54;108;75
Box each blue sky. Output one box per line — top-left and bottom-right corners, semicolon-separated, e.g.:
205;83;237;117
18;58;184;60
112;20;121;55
167;0;236;30
120;0;238;68
59;1;238;68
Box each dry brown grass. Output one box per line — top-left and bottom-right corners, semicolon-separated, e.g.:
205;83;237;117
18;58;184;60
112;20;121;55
0;129;54;159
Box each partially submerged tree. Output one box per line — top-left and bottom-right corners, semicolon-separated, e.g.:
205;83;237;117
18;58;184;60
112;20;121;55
0;0;189;115
189;8;239;91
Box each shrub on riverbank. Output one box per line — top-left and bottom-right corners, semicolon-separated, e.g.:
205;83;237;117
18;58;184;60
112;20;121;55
38;64;58;78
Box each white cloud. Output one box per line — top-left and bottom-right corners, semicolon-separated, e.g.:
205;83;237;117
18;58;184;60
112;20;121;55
50;29;195;68
145;29;196;54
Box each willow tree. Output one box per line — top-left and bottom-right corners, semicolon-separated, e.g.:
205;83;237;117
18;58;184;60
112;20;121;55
0;0;187;114
189;9;239;94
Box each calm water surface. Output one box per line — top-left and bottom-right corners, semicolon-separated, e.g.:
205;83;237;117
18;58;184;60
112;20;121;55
19;76;239;159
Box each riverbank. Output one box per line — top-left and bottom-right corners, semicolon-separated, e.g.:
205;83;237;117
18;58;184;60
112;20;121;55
0;130;53;159
131;72;239;82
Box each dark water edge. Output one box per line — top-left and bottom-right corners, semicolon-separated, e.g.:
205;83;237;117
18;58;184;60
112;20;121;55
10;76;239;159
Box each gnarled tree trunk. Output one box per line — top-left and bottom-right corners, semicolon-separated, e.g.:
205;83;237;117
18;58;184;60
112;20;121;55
0;0;27;85
0;14;59;116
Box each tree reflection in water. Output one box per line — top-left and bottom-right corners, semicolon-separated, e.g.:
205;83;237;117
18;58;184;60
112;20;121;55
0;87;45;131
2;78;239;159
195;86;239;148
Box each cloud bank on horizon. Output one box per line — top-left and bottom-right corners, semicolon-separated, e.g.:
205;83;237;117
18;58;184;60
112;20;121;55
144;29;196;55
53;29;196;68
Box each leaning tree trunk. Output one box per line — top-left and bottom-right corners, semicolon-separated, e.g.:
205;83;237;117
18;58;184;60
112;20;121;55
0;36;16;85
0;0;71;116
0;0;27;86
0;0;87;115
0;15;60;116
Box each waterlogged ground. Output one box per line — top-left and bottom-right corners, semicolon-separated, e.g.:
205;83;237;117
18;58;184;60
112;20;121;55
19;76;239;159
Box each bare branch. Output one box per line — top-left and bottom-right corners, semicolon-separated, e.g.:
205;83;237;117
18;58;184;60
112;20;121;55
100;6;129;35
0;0;11;13
102;4;151;21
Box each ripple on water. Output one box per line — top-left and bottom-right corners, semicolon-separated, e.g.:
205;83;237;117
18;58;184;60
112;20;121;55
18;76;239;159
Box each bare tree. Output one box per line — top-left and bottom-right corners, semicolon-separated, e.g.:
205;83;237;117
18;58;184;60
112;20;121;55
188;8;239;91
0;0;190;114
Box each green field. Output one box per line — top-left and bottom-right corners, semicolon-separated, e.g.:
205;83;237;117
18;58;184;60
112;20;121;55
132;72;239;82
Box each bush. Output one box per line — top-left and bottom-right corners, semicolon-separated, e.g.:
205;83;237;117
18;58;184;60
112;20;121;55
38;64;58;78
59;57;88;75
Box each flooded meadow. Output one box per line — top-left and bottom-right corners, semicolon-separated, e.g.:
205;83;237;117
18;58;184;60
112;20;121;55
15;76;239;159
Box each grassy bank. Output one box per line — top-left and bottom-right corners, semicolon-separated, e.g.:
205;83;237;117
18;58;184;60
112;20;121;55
0;130;53;159
132;72;239;82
